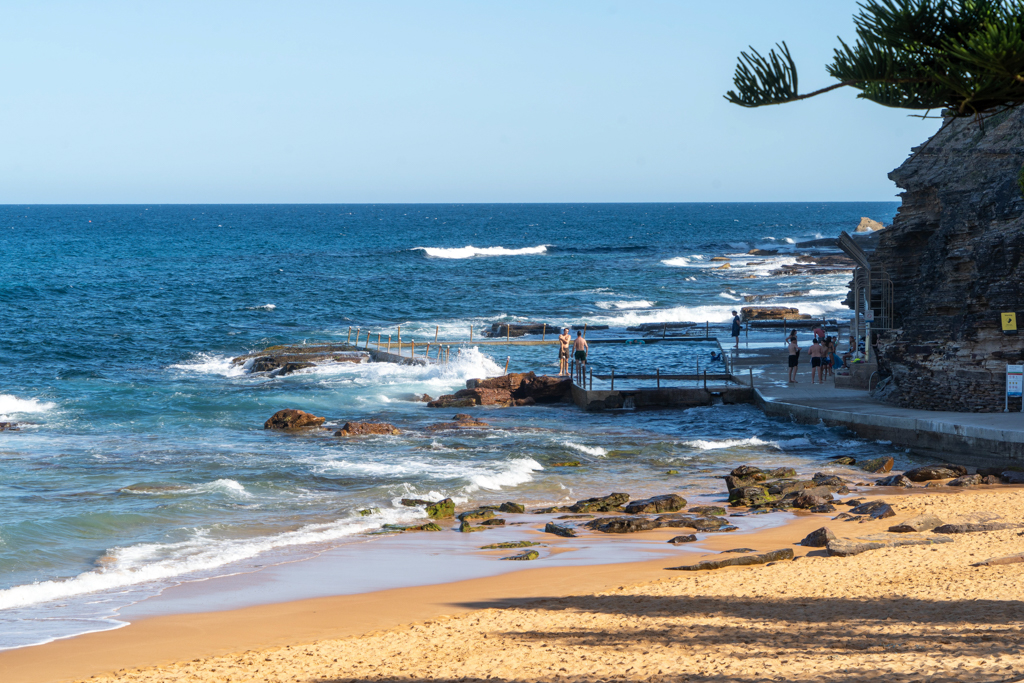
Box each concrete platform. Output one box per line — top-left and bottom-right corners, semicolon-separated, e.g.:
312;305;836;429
726;339;1024;467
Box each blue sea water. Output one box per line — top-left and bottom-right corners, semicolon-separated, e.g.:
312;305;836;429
0;202;906;648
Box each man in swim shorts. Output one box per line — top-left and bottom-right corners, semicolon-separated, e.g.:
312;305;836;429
558;328;571;376
809;337;824;384
573;331;589;365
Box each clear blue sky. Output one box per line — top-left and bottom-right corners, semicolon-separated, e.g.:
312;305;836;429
0;1;939;203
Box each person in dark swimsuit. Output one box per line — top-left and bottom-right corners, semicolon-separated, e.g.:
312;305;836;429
787;333;800;383
731;311;741;348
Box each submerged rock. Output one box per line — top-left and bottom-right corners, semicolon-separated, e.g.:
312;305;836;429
667;548;794;571
263;409;326;430
624;494;686;515
859;457;894;474
551;461;582;467
831;456;856;465
0;422;20;431
334;422;401;437
401;498;432;507
478;518;506;526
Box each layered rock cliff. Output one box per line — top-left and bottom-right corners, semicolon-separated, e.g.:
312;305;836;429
872;108;1024;411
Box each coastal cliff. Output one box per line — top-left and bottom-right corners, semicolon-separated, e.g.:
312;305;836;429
873;107;1024;411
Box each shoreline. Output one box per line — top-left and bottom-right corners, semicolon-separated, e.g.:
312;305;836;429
8;484;1024;683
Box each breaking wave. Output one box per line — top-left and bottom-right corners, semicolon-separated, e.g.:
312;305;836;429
412;245;550;259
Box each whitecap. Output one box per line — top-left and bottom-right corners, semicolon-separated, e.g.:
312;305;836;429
718;293;740;301
0;394;56;416
595;300;654;310
661;257;690;267
561;442;607;457
412;245;550;259
465;457;544;492
245;304;276;311
680;436;776;451
168;353;248;378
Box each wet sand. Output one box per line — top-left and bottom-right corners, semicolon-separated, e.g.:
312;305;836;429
5;487;1024;683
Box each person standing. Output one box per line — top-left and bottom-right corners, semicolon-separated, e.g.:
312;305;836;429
573;331;589;366
809;337;824;384
557;328;571;376
731;311;742;348
787;333;800;383
813;322;826;343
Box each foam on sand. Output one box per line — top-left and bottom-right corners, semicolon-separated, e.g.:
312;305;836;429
412;245;550;259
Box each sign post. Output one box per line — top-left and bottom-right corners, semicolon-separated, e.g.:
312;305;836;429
1002;312;1018;335
1007;364;1023;412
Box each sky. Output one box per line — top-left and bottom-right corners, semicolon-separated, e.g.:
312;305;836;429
0;1;940;204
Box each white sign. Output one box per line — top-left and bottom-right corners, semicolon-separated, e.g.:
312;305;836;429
865;310;875;322
1008;365;1023;398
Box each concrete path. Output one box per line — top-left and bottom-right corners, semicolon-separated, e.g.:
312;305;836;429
722;338;1024;467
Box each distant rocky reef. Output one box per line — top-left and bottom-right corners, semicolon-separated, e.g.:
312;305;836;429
873;107;1024;411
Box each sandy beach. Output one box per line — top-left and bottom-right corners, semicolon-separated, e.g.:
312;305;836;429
3;486;1022;683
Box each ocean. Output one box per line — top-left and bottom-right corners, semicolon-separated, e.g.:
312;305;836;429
0;202;908;648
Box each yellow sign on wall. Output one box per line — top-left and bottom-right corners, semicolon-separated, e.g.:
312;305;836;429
1002;312;1018;335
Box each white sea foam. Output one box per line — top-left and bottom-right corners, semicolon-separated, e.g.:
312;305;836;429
193;479;251;498
718;293;740;301
561;442;608;457
412;245;550;259
588;299;846;326
0;394;56;416
465;457;544;492
168;353;248;378
681;436;775;451
0;506;426;611
245;304;276;311
661;257;691;267
595;300;654;310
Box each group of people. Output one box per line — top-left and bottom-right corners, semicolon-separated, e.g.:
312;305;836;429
786;324;843;384
557;328;589;376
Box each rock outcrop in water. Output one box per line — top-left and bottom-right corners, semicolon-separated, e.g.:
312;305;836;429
428;372;571;408
870;108;1024;412
264;409;326;430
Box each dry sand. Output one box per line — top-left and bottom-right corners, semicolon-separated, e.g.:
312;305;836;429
6;487;1024;683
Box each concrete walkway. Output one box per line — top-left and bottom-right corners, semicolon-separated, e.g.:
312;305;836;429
723;338;1024;467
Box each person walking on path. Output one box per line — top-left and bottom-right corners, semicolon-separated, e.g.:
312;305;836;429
557;328;571;376
809;337;825;384
731;311;742;348
787;333;800;383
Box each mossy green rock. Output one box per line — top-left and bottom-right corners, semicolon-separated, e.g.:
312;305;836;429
688;505;726;517
479;518;506;526
358;507;381;517
498;501;526;514
502;550;540;561
666;469;680;475
480;541;543;550
459;519;487;532
426;498;455;519
859;456;894;474
458;508;495;521
551;461;581;467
